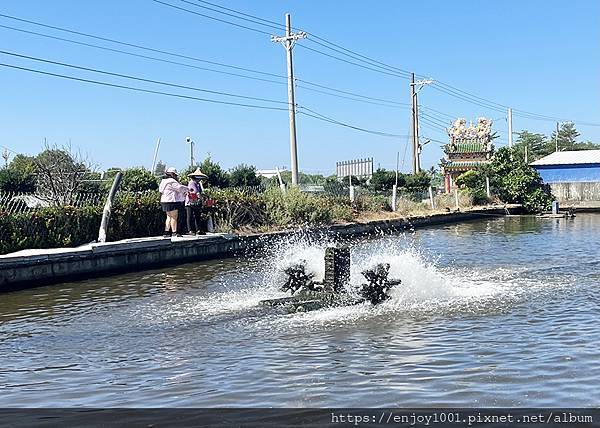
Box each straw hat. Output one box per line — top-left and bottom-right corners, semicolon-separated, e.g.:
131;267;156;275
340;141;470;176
188;167;208;179
166;167;178;176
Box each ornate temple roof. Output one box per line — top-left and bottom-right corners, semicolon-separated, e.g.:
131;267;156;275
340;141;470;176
444;141;490;154
441;160;490;170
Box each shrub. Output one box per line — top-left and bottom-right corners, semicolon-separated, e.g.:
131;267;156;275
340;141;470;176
228;164;261;187
262;187;351;227
206;188;266;232
119;168;158;192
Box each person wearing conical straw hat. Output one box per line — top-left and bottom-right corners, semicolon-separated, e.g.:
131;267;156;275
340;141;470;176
185;167;208;235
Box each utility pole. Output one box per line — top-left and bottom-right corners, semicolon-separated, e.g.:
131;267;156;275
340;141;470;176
409;74;434;174
555;122;559;152
187;137;195;168
272;13;306;186
507;107;513;148
410;73;418;174
151;137;161;174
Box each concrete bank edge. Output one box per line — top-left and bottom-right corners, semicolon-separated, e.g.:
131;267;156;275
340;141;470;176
0;207;511;291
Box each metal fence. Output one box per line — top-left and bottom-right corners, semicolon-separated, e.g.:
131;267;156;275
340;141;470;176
0;191;106;215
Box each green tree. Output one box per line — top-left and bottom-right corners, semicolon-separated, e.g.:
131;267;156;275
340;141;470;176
120;167;158;192
369;168;401;191
403;171;431;192
551;122;580;151
515;131;550;160
455;169;489;204
198;156;230;188
0;154;36;192
153;160;166;177
229;164;261;187
488;147;553;212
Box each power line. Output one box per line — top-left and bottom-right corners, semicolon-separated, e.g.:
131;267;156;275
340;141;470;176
0;23;289;86
150;0;272;35
296;84;408;109
0;62;288;110
175;0;284;32
296;44;409;79
0;13;285;78
298;106;408;138
178;0;413;78
0;50;289;105
148;1;600;127
0;17;412;109
296;78;409;105
305;38;412;78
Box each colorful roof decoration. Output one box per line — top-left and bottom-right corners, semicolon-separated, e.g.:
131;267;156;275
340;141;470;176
444;142;489;154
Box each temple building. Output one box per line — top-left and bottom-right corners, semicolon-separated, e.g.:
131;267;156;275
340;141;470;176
440;117;494;193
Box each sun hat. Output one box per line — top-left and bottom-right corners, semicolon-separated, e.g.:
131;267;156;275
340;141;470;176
166;167;178;175
188;167;208;179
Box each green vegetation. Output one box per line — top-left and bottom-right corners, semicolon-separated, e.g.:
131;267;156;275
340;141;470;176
455;170;489;205
228;164;262;187
514;123;599;161
488;147;553;212
119;168;158;192
456;147;553;212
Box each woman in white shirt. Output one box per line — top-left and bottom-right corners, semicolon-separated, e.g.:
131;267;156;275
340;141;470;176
158;167;189;237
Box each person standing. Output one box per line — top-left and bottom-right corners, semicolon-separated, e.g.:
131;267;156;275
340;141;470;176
185;168;208;235
159;167;188;237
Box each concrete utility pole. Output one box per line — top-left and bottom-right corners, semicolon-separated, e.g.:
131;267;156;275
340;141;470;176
187;137;195;168
409;74;434;174
272;13;306;186
410;73;419;174
555;122;559;152
508;107;513;148
151;137;161;174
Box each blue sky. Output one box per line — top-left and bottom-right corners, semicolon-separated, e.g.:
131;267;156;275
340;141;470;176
1;0;598;174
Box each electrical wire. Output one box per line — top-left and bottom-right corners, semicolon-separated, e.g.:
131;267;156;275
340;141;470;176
0;17;411;108
296;44;409;79
150;0;272;35
0;62;288;110
0;13;284;78
298;106;409;138
296;85;407;109
0;50;289;105
149;1;600;127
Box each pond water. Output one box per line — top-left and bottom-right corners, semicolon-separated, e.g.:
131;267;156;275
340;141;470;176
1;214;599;407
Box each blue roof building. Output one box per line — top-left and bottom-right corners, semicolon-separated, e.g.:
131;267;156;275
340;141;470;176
531;150;600;183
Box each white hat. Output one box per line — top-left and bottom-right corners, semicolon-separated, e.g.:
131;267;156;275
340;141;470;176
166;167;178;175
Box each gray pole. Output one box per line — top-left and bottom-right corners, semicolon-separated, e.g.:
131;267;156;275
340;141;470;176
415;90;421;172
151;137;161;174
188;137;195;168
410;73;418;174
285;13;299;186
98;171;122;243
508;107;513;148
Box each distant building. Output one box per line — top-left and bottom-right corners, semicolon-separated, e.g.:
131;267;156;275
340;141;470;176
256;168;287;179
336;158;373;179
531;150;600;203
440;118;494;192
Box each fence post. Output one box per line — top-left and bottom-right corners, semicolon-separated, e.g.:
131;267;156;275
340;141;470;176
97;172;122;243
349;185;355;203
454;188;460;210
276;166;286;194
391;184;397;212
486;176;491;198
428;186;435;210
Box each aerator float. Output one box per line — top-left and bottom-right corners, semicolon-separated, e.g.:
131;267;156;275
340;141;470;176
260;246;401;313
